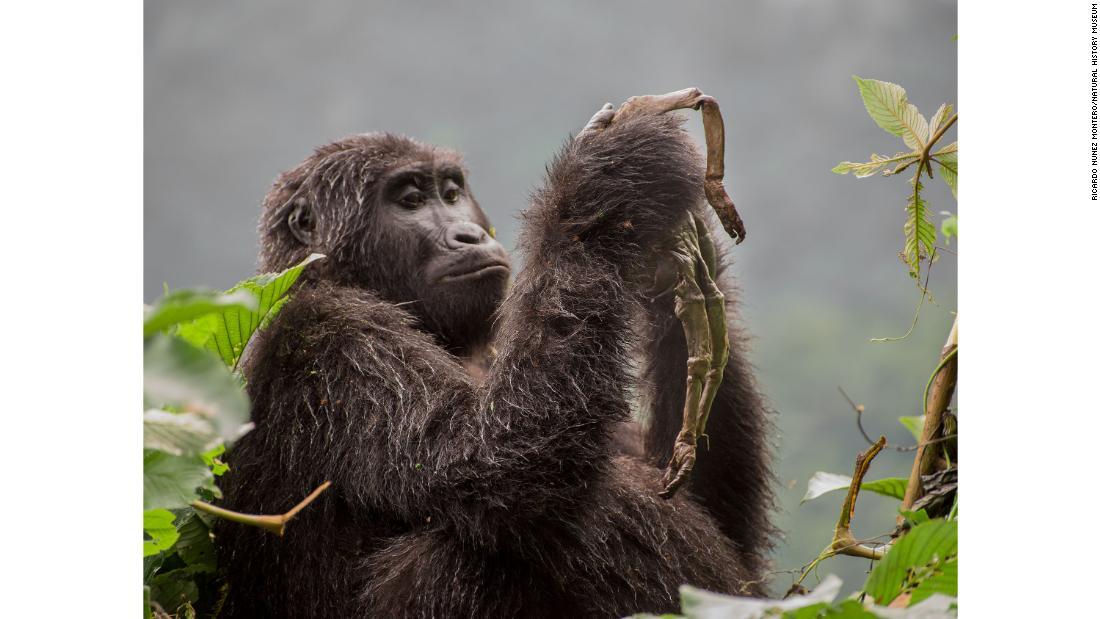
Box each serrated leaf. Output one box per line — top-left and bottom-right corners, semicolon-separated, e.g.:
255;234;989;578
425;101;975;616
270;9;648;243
898;415;925;441
177;253;324;370
865;519;958;605
801;472;909;503
928;103;954;140
852;77;928;150
833;152;920;178
144;289;257;339
144;450;213;510
935;149;958;199
903;177;936;279
144;333;251;444
143;509;180;557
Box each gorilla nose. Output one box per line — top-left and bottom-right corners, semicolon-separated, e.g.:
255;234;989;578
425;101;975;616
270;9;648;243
444;222;491;248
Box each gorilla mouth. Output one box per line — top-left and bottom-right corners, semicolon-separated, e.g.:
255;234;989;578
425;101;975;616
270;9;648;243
439;259;510;282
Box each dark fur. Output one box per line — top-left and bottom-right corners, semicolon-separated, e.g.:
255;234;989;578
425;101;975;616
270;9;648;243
216;114;775;618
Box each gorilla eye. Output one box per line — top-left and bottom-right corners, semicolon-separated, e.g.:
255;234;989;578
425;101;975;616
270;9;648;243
443;188;460;204
399;189;426;208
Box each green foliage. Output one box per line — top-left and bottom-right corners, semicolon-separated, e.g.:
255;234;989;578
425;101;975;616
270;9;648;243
142;257;321;617
864;520;958;605
177;253;324;369
143;509;181;557
833;77;957;281
897;416;925;441
802;472;909;503
144;288;257;338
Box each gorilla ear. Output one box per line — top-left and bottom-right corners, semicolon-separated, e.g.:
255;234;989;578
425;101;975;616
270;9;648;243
286;197;315;245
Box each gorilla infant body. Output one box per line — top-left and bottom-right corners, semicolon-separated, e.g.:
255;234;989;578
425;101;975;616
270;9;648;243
216;112;775;618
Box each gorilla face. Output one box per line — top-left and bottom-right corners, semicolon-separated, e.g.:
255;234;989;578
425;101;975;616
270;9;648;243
262;134;511;356
376;162;511;352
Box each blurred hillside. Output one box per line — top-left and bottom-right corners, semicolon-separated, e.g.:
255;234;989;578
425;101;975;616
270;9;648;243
145;0;958;597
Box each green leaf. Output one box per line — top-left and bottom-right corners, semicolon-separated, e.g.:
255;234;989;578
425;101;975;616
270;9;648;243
832;152;919;178
144;450;213;510
941;215;958;240
144;333;251;445
143;409;220;457
177;253;324;369
802;472;909;503
144;289;257;339
143;509;180;557
928;103;954;140
909;558;957;605
898;415;925;441
903;176;936;279
934;148;958;199
783;599;876;618
201;444;229;476
862;477;908;500
852;77;928;150
865;519;958;605
899;508;931;527
174;511;217;572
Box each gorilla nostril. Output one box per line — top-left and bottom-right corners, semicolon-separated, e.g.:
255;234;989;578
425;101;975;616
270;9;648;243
446;223;488;248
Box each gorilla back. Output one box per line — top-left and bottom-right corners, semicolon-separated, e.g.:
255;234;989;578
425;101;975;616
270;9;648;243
216;114;774;618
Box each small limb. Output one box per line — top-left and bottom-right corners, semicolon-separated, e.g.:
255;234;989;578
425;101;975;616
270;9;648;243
191;480;332;537
691;213;729;441
659;218;711;499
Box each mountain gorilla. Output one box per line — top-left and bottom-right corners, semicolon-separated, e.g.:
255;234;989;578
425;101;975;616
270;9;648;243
215;99;775;618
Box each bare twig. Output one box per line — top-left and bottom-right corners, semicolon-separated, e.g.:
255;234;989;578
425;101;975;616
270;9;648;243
830;436;888;560
191;481;333;537
838;386;957;452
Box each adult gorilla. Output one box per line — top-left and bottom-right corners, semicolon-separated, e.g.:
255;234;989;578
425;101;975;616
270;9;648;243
216;98;775;618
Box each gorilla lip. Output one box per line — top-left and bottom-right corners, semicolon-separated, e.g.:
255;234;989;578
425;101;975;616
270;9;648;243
439;260;510;282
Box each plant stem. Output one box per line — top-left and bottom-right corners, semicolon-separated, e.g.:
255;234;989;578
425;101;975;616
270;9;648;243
899;316;958;521
191;480;332;537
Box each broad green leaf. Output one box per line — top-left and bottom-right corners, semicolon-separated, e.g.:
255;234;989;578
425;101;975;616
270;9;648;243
928;103;954;140
865;519;958;605
144;450;213;510
853;77;928;150
143;409;220;457
174;511;217;572
903;177;936;279
941;215;958;240
909;558;958;605
143;289;257;339
898;415;925;441
143;509;180;557
177;253;324;370
144;333;251;444
832;152;919;179
935;149;958;199
802;472;908;503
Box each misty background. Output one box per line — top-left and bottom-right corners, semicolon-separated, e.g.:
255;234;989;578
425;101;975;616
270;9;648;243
145;0;957;597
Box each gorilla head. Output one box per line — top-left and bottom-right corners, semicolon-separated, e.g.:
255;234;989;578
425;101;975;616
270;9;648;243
258;133;510;355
